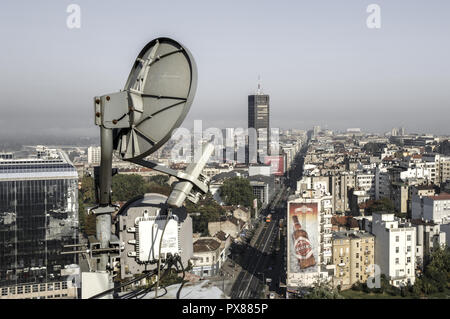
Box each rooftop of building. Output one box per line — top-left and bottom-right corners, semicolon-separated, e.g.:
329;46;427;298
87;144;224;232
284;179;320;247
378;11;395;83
410;218;437;226
193;238;221;253
331;216;359;228
227;215;246;227
127;280;227;299
210;170;243;182
427;192;450;200
0;150;77;179
414;184;436;190
332;230;373;240
222;205;249;213
248;174;273;184
214;230;228;242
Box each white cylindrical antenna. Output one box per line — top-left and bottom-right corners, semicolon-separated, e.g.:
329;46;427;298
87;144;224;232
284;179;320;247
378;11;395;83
167;143;214;208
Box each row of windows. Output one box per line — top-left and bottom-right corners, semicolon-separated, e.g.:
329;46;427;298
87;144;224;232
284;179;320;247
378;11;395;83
395;234;412;241
395;257;412;264
0;166;75;174
1;281;69;296
13;293;69;299
395;246;412;253
196;255;216;264
0;178;78;286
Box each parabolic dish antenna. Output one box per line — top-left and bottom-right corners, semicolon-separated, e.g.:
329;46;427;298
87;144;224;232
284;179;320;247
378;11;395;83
95;37;197;160
94;37;211;209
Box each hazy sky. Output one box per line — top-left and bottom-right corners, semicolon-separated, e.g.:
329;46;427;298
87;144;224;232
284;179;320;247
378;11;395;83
0;0;449;140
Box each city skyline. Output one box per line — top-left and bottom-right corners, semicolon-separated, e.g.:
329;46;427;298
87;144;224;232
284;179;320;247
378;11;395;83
1;1;450;141
2;0;450;304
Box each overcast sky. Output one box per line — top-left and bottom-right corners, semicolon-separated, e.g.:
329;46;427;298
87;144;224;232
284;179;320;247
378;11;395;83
0;0;449;140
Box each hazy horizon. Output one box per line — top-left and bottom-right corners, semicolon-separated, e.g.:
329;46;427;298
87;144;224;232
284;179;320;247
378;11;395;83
1;0;449;140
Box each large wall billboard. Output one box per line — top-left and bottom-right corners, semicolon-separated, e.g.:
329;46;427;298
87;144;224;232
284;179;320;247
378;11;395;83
264;155;285;176
288;202;319;274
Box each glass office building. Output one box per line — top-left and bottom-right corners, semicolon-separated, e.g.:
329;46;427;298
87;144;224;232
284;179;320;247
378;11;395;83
0;152;78;287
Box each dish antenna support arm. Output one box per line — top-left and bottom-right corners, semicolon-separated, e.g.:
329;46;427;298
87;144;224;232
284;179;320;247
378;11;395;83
129;142;214;207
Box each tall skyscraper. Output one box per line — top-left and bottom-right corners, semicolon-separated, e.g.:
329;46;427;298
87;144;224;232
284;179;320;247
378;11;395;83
391;127;399;137
248;80;270;163
0;149;79;291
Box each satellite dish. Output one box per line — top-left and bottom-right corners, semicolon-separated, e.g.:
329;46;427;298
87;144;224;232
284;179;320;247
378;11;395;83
94;37;213;209
97;37;197;160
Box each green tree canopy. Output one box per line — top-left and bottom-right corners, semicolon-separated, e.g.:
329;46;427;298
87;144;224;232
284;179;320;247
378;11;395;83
148;174;169;186
365;198;395;215
186;192;225;235
219;177;254;207
111;174;151;202
409;246;450;297
303;280;344;299
79;176;96;204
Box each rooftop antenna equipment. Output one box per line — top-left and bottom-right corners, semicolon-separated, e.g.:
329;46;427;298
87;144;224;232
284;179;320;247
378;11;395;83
88;37;213;294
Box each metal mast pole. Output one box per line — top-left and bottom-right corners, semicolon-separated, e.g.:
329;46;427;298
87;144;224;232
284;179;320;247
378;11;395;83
96;126;113;271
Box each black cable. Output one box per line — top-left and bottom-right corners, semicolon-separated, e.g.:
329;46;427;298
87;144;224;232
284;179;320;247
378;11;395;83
92;254;180;299
176;255;186;299
128;267;168;299
155;210;171;298
131;265;172;299
130;255;182;299
89;265;161;299
154;286;168;299
133;284;168;299
121;263;168;299
122;257;173;299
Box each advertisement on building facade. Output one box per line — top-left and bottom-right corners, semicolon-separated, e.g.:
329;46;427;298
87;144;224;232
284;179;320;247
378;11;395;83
264;155;285;176
288;202;319;274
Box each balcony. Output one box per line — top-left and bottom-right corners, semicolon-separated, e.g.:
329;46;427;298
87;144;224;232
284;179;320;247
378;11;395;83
323;212;333;218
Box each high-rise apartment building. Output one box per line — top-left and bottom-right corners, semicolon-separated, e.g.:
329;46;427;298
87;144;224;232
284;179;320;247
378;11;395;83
248;82;270;163
313;126;321;137
371;212;416;287
87;146;101;165
0;150;79;297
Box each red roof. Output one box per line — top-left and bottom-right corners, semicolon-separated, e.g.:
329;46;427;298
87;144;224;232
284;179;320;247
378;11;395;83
429;193;450;200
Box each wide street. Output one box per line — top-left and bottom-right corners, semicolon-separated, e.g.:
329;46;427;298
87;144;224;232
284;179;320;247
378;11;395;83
228;148;307;299
229;185;288;299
